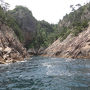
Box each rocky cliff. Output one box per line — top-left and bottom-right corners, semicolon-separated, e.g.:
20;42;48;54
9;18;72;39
43;23;90;59
0;21;29;64
43;3;90;59
8;6;58;50
8;6;37;47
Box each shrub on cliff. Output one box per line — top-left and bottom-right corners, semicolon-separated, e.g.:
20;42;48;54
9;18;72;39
0;6;24;42
72;20;88;36
58;3;90;40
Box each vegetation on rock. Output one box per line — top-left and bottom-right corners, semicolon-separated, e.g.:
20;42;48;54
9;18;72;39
29;21;59;49
9;6;59;50
0;6;24;42
58;3;90;40
1;1;90;55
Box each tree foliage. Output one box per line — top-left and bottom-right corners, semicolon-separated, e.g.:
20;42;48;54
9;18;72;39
28;21;59;49
58;3;90;41
0;6;24;42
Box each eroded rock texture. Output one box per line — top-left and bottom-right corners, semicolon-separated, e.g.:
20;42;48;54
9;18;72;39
43;23;90;59
0;22;29;64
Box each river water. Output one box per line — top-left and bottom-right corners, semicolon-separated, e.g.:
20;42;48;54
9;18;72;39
0;56;90;90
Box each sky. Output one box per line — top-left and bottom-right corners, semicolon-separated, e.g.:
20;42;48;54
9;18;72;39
5;0;90;24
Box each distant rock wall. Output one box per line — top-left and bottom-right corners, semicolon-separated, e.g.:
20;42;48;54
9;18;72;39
43;23;90;59
0;21;29;64
9;6;37;47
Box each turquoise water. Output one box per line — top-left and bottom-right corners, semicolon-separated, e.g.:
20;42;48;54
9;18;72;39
0;56;90;90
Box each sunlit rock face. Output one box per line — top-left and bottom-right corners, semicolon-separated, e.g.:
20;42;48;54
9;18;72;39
0;21;29;64
43;23;90;59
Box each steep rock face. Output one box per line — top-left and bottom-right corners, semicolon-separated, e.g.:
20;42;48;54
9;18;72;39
0;21;29;64
9;6;37;47
43;23;90;59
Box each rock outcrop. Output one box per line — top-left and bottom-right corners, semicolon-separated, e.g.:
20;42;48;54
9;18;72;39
8;6;57;50
43;23;90;59
42;3;90;59
8;6;37;47
0;21;29;64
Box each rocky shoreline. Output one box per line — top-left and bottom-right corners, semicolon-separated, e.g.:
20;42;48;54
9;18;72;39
0;22;29;64
0;46;29;64
42;23;90;59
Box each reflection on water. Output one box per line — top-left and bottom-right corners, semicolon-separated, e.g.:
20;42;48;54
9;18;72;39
0;56;90;90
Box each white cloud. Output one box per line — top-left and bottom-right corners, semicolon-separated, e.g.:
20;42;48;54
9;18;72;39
5;0;90;23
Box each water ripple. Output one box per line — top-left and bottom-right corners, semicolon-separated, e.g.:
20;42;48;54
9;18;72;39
0;56;90;90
